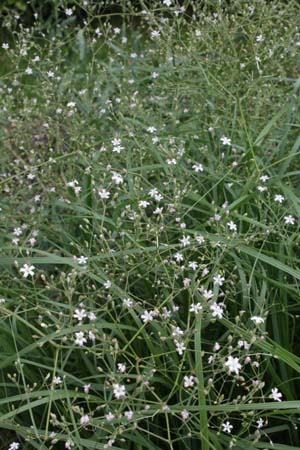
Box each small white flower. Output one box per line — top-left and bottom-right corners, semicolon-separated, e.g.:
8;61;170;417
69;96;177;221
111;172;124;185
141;310;154;323
175;340;186;355
98;189;110;199
117;363;126;373
20;264;35;278
147;126;157;133
2;43;9;50
151;30;161;39
189;303;203;314
274;194;285;204
113;383;126;399
179;235;190;247
75;332;87;347
139;200;150;208
76;256;88;265
222;421;233;433
213;274;225;286
123;298;133;308
53;376;62;385
270;387;282;401
83;384;91;393
65;8;73;16
284;215;295;225
163;0;172;6
8;443;20;450
220;135;231;146
80;414;90;425
124;410;134;420
192;163;204;172
25;67;33;75
181;409;189;420
210;302;224;319
188;261;198;270
259;175;269;182
250;316;264;325
256;417;264;428
195;235;205;244
104;280;111;289
257;185;267;192
183;375;196;388
227;221;237;232
105;412;115;421
224;356;241;375
73;308;87;322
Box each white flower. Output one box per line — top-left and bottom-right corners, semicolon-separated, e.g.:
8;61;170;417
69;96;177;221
163;0;172;6
256;34;264;42
183;375;196;388
192;163;204;172
181;409;189;420
113;383;126;399
83;384;91;393
274;194;285;203
270;387;282;401
210;302;224;319
227;221;237;232
20;263;35;278
175;340;186;355
112;172;124;185
76;256;88;265
202;289;214;300
73;308;87;322
65;8;73;16
188;261;198;270
250;316;264;325
2;43;9;50
53;376;62;385
124;410;134;420
147;126;157;133
224;356;242;375
213;274;225;286
222;421;233;433
220;135;231;146
139;200;150;208
8;443;20;450
80;414;90;425
25;67;33;75
105;412;115;421
123;298;133;308
256;417;264;428
196;235;205;244
104;280;111;289
88;312;96;321
65;440;74;449
117;363;126;373
113;27;121;34
284;215;295;225
141;310;154;323
259;175;269;182
257;185;267;192
179;235;190;247
75;332;87;347
151;30;161;39
174;252;184;262
98;189;110;199
189;303;203;314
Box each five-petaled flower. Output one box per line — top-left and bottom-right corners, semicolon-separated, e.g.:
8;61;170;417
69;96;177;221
20;263;35;278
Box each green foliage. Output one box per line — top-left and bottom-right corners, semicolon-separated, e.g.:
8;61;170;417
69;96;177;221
1;1;300;449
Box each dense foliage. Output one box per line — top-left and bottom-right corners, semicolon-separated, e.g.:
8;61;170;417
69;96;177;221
1;1;300;449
